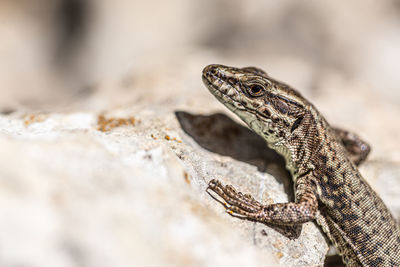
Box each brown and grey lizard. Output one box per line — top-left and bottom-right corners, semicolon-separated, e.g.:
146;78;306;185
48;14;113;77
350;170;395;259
202;64;400;266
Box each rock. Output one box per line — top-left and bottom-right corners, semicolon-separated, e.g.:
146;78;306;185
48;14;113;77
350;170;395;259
0;102;328;267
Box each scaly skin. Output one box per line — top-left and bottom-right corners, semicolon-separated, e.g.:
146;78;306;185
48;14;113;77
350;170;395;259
202;64;400;266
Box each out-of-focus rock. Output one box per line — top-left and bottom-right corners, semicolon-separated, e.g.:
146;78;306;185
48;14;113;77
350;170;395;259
2;1;400;109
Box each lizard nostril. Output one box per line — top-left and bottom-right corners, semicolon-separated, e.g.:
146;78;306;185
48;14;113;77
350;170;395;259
209;67;218;76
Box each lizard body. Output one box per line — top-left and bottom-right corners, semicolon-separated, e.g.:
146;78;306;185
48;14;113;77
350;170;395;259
202;64;400;266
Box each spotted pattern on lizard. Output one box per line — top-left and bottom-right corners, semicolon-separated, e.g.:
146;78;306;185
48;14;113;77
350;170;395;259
202;64;400;266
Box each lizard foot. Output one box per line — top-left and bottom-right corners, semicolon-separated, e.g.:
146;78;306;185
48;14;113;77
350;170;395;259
207;179;305;239
207;179;264;218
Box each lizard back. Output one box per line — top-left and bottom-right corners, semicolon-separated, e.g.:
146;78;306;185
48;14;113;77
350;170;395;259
307;110;400;266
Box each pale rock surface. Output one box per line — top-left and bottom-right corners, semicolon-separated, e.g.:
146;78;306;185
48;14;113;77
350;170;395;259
0;100;326;266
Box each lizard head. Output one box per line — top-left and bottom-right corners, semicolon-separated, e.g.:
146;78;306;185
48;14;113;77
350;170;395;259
202;64;309;145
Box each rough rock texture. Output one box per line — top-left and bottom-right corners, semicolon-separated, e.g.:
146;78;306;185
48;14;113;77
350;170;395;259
0;102;326;266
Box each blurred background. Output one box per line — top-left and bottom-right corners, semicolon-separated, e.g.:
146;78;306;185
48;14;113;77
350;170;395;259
2;0;400;110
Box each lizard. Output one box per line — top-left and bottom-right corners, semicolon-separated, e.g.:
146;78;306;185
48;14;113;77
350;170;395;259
202;64;400;266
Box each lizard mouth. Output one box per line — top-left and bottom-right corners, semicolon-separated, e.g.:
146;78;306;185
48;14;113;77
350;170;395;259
203;72;275;130
202;65;240;103
202;72;244;110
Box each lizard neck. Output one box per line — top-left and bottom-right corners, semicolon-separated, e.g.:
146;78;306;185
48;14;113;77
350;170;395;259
283;109;329;180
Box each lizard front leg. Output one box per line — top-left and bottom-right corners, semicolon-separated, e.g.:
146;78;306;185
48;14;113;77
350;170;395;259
207;175;318;226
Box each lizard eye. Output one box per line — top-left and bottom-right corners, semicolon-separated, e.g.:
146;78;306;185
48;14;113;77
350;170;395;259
247;84;266;97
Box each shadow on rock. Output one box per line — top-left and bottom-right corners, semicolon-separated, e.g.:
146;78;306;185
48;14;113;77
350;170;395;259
176;111;301;238
175;111;292;196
